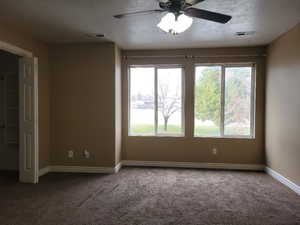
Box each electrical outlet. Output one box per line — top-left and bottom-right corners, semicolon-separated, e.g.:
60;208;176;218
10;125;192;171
68;150;74;158
83;149;90;159
212;148;218;155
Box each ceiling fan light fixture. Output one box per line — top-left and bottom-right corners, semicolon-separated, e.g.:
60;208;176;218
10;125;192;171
157;13;193;35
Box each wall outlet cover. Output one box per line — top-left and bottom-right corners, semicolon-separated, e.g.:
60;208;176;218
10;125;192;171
84;149;90;159
212;148;218;155
68;150;74;158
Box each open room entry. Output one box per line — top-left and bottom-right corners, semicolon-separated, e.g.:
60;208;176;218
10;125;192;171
0;40;39;183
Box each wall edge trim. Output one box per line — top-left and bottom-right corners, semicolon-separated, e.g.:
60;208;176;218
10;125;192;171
114;162;122;173
39;166;51;177
265;167;300;195
122;160;265;171
0;40;33;57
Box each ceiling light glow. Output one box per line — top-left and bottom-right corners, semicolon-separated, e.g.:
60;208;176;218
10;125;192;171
157;13;193;35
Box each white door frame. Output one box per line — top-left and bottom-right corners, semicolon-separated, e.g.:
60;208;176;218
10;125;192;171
0;40;39;183
0;41;33;58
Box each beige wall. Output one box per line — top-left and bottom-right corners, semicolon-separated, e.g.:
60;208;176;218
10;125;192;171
0;24;51;169
0;15;297;180
122;47;266;165
0;24;267;171
50;43;120;167
266;23;300;186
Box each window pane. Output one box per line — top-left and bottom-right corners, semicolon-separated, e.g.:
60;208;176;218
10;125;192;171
157;68;183;135
194;66;221;137
224;67;252;136
129;67;155;135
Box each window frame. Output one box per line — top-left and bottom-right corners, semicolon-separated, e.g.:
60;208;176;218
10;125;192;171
193;63;256;139
128;64;185;137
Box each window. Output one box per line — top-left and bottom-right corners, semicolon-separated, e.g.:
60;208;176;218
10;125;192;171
194;65;255;138
224;67;253;136
129;66;184;136
194;66;222;137
129;67;155;136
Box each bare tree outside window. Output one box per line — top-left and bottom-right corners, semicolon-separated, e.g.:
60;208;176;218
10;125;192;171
158;82;181;131
157;68;182;134
129;67;183;136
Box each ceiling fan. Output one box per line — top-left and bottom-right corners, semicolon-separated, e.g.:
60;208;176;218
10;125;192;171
113;0;232;34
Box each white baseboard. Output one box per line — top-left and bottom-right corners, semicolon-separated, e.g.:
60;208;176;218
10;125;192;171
39;161;263;176
122;160;265;171
39;164;122;176
114;162;122;173
50;166;116;174
39;162;299;196
265;167;300;195
39;166;51;177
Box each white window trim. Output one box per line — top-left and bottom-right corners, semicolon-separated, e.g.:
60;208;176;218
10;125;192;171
194;63;256;139
128;65;185;137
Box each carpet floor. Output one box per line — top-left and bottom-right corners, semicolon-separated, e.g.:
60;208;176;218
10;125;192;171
0;167;299;225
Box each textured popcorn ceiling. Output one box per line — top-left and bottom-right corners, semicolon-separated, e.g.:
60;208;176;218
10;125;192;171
0;0;299;49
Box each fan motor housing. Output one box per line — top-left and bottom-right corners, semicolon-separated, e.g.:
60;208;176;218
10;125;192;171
159;0;187;13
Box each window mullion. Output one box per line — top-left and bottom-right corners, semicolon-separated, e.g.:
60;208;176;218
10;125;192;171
250;65;255;138
128;66;131;136
154;67;158;135
220;65;225;137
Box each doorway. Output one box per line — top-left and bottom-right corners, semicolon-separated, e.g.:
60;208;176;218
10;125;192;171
0;40;39;184
0;50;19;180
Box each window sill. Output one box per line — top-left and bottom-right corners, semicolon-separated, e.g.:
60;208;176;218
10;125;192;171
128;135;255;140
193;136;255;140
128;134;185;138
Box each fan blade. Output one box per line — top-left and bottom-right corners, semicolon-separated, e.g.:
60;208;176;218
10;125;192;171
184;8;232;24
114;9;164;19
185;0;205;6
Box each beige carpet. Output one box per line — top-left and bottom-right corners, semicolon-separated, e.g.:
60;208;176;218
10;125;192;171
0;167;299;225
